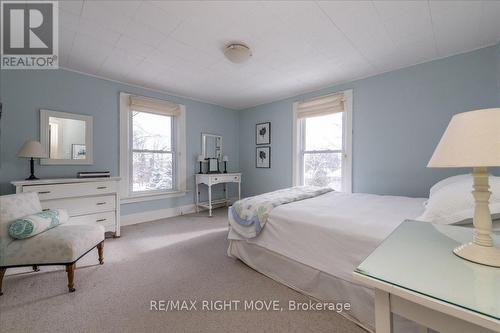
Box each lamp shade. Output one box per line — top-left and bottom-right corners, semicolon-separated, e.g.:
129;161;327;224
197;155;205;162
428;108;500;168
222;155;229;162
17;140;47;158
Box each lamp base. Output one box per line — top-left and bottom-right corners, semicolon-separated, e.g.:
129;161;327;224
453;242;500;268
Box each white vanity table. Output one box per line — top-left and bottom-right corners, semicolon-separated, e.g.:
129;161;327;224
195;173;241;217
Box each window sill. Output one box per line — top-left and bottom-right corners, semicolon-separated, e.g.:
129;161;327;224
121;191;188;204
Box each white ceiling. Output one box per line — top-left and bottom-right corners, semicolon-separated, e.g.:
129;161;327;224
58;0;500;110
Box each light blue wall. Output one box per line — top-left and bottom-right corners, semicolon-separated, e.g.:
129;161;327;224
238;45;500;198
1;44;499;215
0;69;239;215
497;43;500;104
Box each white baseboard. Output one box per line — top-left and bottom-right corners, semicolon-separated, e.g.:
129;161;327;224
121;204;197;226
120;197;238;226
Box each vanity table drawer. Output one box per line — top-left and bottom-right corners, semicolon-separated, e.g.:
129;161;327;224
42;195;116;217
210;174;240;184
23;181;117;200
70;211;115;229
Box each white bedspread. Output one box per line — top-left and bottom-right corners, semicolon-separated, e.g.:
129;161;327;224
229;191;426;282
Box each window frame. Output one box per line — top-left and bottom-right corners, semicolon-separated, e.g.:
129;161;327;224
120;92;187;203
292;89;353;193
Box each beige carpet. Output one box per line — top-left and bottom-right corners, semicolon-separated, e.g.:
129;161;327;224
0;209;366;333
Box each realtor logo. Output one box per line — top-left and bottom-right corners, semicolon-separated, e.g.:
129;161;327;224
1;1;58;69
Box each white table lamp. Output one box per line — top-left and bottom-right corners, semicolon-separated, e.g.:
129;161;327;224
222;155;228;173
197;154;205;174
17;140;47;180
428;108;500;267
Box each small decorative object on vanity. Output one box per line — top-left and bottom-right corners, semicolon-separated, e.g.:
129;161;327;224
197;155;204;174
222;155;229;173
11;177;121;237
428;108;500;267
17;140;47;180
256;122;271;145
207;157;220;173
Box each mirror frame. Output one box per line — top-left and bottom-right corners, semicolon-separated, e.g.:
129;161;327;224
201;133;222;160
40;109;94;165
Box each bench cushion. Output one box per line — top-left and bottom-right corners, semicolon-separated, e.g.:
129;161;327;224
1;224;104;267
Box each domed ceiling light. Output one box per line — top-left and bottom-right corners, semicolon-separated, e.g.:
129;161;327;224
224;43;252;64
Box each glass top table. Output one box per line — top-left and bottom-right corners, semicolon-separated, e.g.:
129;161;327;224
355;220;500;321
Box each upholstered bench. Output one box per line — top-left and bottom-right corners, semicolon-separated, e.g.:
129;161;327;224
0;192;105;294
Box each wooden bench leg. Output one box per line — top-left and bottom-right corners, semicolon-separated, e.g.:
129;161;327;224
65;263;76;292
32;265;39;272
97;241;104;265
0;268;6;296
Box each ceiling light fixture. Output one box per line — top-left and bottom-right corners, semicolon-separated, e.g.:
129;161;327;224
224;43;252;64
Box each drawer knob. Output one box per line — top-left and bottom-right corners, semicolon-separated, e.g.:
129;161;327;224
214;178;218;181
38;191;51;194
96;202;107;205
97;186;107;190
96;218;107;222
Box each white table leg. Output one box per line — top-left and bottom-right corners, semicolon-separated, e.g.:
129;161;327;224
224;183;228;207
238;181;241;201
208;184;212;217
195;181;199;213
375;289;393;333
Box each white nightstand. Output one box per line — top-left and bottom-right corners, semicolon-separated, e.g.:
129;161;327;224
195;173;241;217
353;221;500;333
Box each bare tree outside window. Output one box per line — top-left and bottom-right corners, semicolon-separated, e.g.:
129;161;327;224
302;113;343;191
131;111;174;193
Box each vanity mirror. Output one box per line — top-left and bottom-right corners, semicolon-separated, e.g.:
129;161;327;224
40;109;93;165
201;133;222;173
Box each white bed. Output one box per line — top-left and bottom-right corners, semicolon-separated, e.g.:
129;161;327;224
228;191;428;332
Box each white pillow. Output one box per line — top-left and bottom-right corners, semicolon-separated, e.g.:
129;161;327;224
428;174;471;198
417;174;500;224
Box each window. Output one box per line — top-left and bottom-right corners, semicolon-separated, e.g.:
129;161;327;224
120;93;186;202
293;90;352;192
131;111;174;193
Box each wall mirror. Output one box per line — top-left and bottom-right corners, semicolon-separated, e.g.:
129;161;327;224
40;109;93;165
202;133;222;173
202;133;222;160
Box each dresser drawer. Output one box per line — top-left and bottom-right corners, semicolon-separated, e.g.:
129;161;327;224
42;195;116;217
69;211;115;231
210;174;240;185
23;181;117;200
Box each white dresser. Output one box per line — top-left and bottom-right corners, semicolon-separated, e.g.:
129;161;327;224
11;177;121;237
195;173;241;217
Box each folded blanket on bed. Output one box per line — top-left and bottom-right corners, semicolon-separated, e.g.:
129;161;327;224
229;186;333;239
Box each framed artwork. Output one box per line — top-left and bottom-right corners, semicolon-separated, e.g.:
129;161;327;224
256;146;271;168
256;122;271;145
72;144;87;160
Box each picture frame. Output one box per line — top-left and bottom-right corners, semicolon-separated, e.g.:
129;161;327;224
256;146;271;168
256;122;271;145
71;144;87;160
